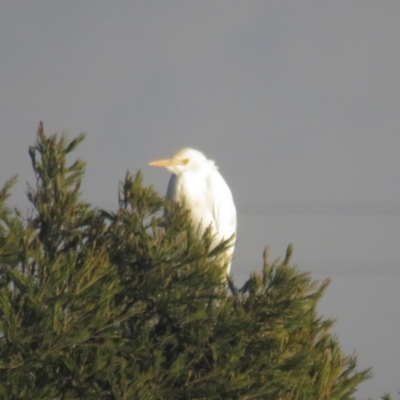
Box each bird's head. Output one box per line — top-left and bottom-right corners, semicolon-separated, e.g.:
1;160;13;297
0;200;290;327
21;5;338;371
149;148;213;175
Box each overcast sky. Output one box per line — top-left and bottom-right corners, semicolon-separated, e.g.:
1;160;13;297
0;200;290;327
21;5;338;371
1;2;399;398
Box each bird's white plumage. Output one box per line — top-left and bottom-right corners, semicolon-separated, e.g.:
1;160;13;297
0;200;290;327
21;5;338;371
149;148;236;274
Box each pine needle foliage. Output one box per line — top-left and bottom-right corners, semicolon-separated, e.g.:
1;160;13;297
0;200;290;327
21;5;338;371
0;124;373;399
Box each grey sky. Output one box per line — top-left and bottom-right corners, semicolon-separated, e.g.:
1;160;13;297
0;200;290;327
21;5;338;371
1;2;399;398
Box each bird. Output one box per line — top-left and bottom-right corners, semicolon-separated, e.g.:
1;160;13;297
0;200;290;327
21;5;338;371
149;148;236;275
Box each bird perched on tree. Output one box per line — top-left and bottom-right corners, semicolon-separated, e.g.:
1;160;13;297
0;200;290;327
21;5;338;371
149;148;236;274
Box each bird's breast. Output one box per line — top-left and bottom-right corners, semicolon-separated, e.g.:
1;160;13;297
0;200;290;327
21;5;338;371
170;172;215;230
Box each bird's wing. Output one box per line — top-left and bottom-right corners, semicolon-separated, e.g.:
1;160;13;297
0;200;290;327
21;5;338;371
206;170;237;242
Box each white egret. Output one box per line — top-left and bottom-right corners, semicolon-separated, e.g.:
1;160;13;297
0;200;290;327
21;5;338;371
149;148;236;274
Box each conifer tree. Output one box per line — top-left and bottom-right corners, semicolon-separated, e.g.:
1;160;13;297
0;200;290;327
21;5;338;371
0;123;379;399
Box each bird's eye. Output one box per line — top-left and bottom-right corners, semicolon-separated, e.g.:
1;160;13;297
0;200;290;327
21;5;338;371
182;158;189;165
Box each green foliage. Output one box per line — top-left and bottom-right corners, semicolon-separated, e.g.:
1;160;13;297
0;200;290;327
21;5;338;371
0;123;375;399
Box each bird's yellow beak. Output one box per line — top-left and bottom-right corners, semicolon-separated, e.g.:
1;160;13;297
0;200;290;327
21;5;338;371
149;158;185;167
